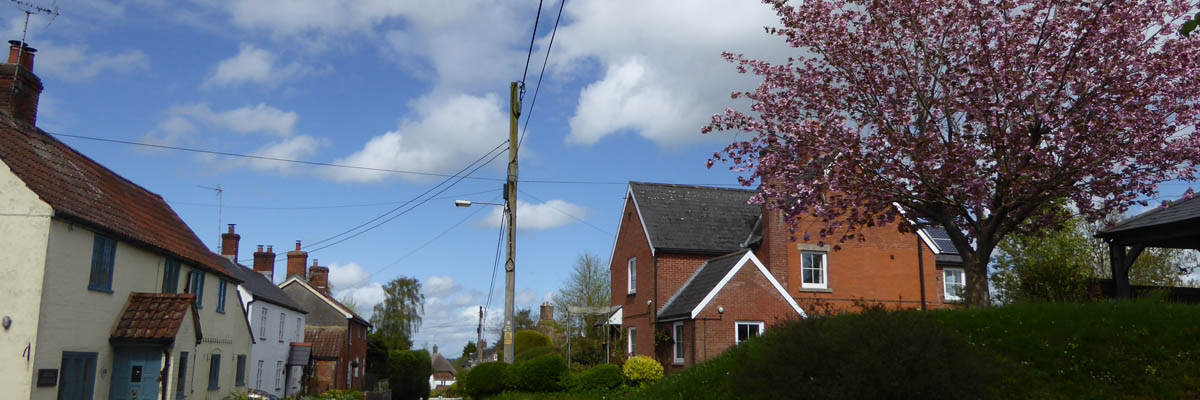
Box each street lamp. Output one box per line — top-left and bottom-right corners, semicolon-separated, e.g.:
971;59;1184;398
455;195;514;364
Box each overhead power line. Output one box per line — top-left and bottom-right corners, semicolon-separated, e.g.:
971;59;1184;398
518;0;567;150
519;189;613;237
365;196;496;278
484;215;507;326
168;189;499;211
520;0;545;91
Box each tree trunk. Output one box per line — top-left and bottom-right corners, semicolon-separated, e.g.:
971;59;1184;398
963;253;992;307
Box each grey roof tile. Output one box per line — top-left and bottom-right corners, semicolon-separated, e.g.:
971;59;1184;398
629;182;760;253
221;258;306;314
657;250;749;320
1099;195;1200;235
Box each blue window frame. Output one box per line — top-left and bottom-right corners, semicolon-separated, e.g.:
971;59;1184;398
207;354;221;390
216;279;227;314
162;258;180;294
88;234;116;293
187;270;206;309
58;351;98;400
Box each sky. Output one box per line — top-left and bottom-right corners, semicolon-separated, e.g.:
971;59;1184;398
10;0;1196;356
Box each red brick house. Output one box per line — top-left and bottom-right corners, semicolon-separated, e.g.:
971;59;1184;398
609;182;966;371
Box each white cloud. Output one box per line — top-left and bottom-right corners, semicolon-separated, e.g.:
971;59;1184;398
425;276;456;298
324;93;507;183
552;0;791;146
33;43;149;81
145;103;299;144
334;282;386;319
516;289;536;305
243;135;323;173
204;43;315;87
327;262;371;291
482;199;589;231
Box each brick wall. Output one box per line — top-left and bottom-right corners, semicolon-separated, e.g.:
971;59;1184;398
610;196;655;357
660;257;801;372
785;215;954;313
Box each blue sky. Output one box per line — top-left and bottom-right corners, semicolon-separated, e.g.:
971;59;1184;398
12;0;1196;355
10;0;799;353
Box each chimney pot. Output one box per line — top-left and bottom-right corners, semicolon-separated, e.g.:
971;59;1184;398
295;240;302;251
257;245;264;252
220;222;241;260
3;39;41;126
227;224;236;234
267;245;273;253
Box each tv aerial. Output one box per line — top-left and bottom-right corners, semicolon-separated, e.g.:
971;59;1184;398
7;0;58;93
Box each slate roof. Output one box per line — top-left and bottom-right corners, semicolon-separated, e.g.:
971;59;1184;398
629;182;760;254
220;258;306;314
111;292;200;343
1098;195;1200;235
657;249;750;320
306;326;347;359
0;115;235;280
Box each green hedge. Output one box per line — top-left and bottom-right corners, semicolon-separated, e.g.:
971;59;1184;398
509;354;568;392
570;364;624;392
462;361;510;399
514;345;561;363
514;330;552;355
387;350;432;400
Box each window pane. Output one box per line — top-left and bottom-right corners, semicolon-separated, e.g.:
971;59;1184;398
737;324;747;342
208;355;221;390
749;324;760;338
176;352;188;398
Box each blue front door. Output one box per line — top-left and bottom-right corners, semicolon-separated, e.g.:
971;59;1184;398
109;348;161;400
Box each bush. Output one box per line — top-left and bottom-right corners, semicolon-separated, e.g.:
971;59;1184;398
309;389;363;400
571;364;624;391
514;345;561;363
463;361;510;399
622;355;663;387
514;329;552;354
509;354;568;392
730;310;999;400
430;382;465;398
387;350;431;400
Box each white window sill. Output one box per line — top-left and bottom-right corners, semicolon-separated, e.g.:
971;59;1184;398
798;287;832;293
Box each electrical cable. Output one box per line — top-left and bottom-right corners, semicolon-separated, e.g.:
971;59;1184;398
364;197;495;278
304;146;509;254
168;189;500;211
304;142;507;249
519;0;546;92
518;188;613;237
518;0;566;150
483;215;507;329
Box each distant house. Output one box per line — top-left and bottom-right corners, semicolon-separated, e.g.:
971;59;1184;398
0;41;254;400
461;340;499;368
429;346;456;390
217;226;309;398
609;182;966;371
279;248;371;392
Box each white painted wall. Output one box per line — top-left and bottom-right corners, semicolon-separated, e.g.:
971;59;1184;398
0;161;53;400
28;219;252;400
245;298;306;397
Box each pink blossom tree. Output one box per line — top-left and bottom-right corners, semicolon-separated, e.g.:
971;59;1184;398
706;0;1200;306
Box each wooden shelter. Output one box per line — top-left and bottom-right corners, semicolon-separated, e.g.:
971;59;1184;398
1095;195;1200;297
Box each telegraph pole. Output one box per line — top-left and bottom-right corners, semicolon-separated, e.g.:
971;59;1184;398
503;81;520;364
477;306;484;364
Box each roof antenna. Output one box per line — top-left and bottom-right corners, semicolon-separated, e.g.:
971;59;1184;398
7;0;59;93
198;184;223;252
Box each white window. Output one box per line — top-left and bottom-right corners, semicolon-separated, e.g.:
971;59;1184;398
672;322;684;365
801;252;827;289
255;360;263;390
943;268;966;301
627;327;637;355
278;312;285;343
736;322;764;344
627;258;637;294
259;308;268;340
275;360;282;390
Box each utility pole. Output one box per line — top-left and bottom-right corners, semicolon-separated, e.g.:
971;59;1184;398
476;306;484;365
503;81;521;364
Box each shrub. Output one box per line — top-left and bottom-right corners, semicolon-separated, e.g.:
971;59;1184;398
514;345;561;363
514;329;552;354
431;382;465;398
730;310;999;400
622;355;663;387
463;361;510;399
509;354;568;392
311;389;363;400
387;350;431;400
571;364;624;391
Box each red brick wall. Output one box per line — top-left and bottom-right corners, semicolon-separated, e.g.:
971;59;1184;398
311;360;337;394
659;257;801;371
346;322;368;389
610;196;655;357
785;215;953;313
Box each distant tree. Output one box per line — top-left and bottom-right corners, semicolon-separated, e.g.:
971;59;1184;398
708;0;1200;306
338;294;361;315
553;252;610;335
993;204;1196;303
365;332;390;382
488;307;537;345
371;277;424;351
460;341;477;361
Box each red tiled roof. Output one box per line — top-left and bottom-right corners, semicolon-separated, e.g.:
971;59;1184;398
306;326;347;359
0;116;234;279
111;292;199;342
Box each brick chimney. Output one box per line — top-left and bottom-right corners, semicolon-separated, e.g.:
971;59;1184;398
0;40;41;126
432;345;439;355
286;240;308;279
308;259;329;295
759;206;791;288
220;224;240;260
539;302;555;324
253;244;275;281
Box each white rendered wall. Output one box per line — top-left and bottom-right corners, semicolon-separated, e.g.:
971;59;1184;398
0;160;53;400
246;300;306;397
